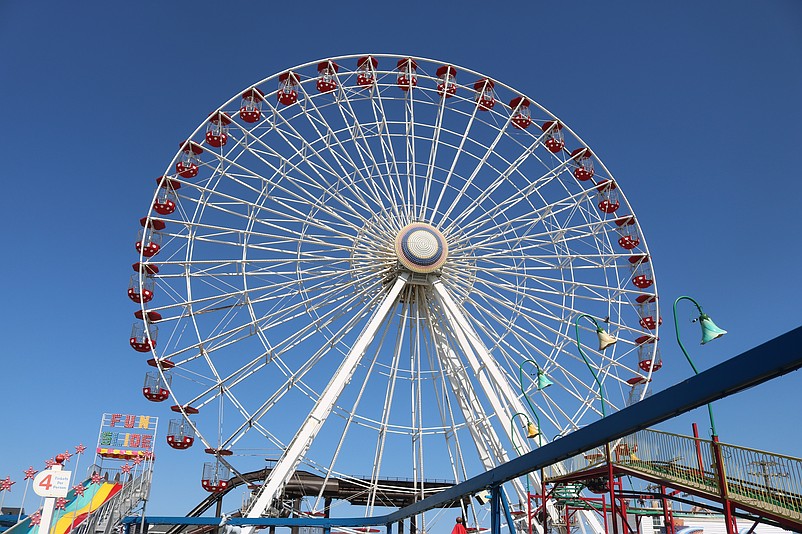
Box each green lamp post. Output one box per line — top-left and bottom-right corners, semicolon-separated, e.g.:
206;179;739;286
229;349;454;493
574;313;618;534
673;295;727;437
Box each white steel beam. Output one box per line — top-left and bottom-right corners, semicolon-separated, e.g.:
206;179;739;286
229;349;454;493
242;274;409;526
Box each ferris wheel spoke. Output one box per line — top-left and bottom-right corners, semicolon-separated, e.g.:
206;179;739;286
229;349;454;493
442;132;565;234
451;183;602;254
220;285;387;450
243;274;409;521
418;88;453;221
291;84;388;214
366;84;409;217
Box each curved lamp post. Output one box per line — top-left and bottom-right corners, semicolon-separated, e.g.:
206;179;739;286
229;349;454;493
516;360;552;534
673;295;727;437
517;359;552;440
574;313;618;534
673;295;732;534
574;314;617;417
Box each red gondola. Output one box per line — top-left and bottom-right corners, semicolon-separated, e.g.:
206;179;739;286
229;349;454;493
629;255;653;289
278;72;300;105
397;58;418;90
615;216;640;249
142;371;170;402
205;112;232;148
571;148;594;181
357;56;378;87
201;461;230;492
316;61;339;93
636;335;662;372
240;88;264;123
541;121;564;153
436;65;457;98
509;97;532;129
176;141;203;178
474;79;495;111
166;418;194;450
595;180;620;214
153;176;180;215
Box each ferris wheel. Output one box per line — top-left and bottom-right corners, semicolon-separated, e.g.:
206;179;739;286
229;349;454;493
128;54;661;521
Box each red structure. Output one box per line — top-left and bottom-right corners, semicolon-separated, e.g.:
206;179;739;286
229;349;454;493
166;418;194;449
636;294;661;330
636;335;662;371
205;112;232;148
130;316;158;352
201;461;230;492
509;97;532;129
128;272;154;303
357;56;378;87
436;65;457;98
571;148;595;181
153;176;180;215
135;217;165;258
542;121;564;153
317;61;339;93
596;180;620;215
629;255;653;289
142;370;170;402
278;72;300;105
474;79;495;110
176;141;203;178
615;216;640;250
397;58;418;90
240;88;264;123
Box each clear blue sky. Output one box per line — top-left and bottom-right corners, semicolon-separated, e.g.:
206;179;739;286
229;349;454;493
1;0;801;524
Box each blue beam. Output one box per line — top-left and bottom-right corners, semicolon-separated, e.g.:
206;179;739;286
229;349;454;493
127;326;802;529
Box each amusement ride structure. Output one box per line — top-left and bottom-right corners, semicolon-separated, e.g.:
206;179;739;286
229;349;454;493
126;54;661;531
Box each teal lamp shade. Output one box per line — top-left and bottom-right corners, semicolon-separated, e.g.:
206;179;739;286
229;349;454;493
536;369;554;390
700;313;727;344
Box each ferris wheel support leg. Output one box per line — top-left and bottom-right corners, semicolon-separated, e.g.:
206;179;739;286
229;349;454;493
429;319;510;475
241;274;410;528
432;280;604;534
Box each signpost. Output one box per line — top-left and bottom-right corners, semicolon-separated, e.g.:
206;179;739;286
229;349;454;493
33;455;72;534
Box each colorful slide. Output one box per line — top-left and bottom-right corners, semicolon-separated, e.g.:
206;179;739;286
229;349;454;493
6;478;122;534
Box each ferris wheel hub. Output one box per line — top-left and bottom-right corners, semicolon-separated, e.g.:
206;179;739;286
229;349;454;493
394;223;449;274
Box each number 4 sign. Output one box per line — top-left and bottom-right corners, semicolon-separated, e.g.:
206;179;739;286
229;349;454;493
33;470;72;498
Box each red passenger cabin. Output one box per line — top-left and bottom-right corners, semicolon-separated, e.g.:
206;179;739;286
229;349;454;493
130;311;161;353
136;217;165;258
571;148;594;181
166;418;194;450
201;461;230;492
595;180;620;214
278;72;300;105
142;371;170;402
474;79;495;110
240;88;264;123
153;176;180;215
357;56;378;87
397;58;418;90
615;216;640;250
317;61;339;93
205;112;232;148
176;141;203;178
436;65;457;98
541;121;564;153
636;335;662;372
629;255;653;289
509;97;532;129
636;294;661;330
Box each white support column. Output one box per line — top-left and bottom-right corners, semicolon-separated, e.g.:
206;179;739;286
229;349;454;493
242;274;409;527
432;280;605;534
